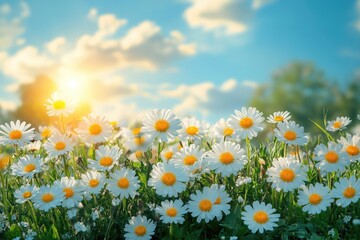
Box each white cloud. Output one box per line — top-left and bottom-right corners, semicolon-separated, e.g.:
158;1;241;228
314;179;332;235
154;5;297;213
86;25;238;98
0;2;30;49
2;46;58;83
252;0;273;9
0;4;11;14
161;79;258;119
184;0;251;35
0;99;17;111
46;37;66;54
88;8;98;20
355;0;360;31
96;14;127;37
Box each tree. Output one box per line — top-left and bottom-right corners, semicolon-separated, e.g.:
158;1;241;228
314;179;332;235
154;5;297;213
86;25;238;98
13;75;57;127
249;62;359;134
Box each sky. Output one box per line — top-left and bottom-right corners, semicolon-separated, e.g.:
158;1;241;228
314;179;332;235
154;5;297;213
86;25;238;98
0;0;359;123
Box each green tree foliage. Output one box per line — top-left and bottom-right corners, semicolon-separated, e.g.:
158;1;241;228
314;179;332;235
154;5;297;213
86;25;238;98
13;75;57;127
250;62;360;134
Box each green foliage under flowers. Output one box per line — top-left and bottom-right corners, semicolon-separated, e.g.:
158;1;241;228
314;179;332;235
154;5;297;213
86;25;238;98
0;114;360;240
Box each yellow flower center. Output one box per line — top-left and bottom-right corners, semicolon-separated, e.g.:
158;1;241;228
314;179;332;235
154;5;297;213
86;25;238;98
134;136;145;146
9;130;22;140
223;127;234;136
53;100;66;110
279;168;296;182
284;130;297;141
239;117;253;129
23;191;32;199
343;187;356;199
41;129;51;139
89;123;102;135
325;151;339;163
132;127;141;136
154;119;170;132
55;141;66;151
214;197;221;205
199;199;212;212
253;211;269;224
135;151;143;159
0;155;10;170
184;155;197;166
117;178;130;189
161;172;177;186
186;126;199;136
164;151;173;160
24;164;36;173
41;193;54;203
333;121;342;129
309;193;322;205
166;207;178;217
89;179;99;188
63;188;74;198
99;156;113;167
346;145;359;156
274;116;284;122
219;152;234;165
134;225;147;236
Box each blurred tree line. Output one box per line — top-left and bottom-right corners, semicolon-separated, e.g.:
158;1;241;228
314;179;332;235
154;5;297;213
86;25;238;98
1;76;91;128
250;61;360;135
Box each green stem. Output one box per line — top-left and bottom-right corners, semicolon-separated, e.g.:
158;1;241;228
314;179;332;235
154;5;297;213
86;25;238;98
0;172;11;224
28;202;41;238
170;223;174;240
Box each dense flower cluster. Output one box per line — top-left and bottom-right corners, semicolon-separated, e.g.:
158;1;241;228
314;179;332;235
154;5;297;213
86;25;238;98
0;92;359;239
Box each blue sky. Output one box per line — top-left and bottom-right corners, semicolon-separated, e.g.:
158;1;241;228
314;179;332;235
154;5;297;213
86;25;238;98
0;0;359;123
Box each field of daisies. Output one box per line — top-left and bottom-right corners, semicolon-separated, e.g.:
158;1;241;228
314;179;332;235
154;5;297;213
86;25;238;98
0;92;360;240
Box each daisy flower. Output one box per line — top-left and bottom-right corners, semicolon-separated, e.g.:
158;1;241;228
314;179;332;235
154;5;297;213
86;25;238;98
43;133;75;157
297;183;332;214
160;145;178;161
211;118;236;141
331;176;360;208
209;184;231;220
38;125;55;140
80;170;105;195
228;107;265;139
32;185;65;212
45;92;75;117
106;168;140;199
338;134;360;162
205;141;247;177
76;113;112;145
53;177;83;209
267;111;291;124
155;199;188;224
0;120;35;147
178;117;203;142
326;116;352;132
274;121;308;146
124;215;156;240
172;144;205;175
0;153;10;171
148;162;189;197
26;140;42;152
14;184;38;204
122;127;152;152
11;155;44;178
241;201;280;234
266;157;307;192
314;142;349;173
88;145;122;171
187;187;222;223
142;109;181;142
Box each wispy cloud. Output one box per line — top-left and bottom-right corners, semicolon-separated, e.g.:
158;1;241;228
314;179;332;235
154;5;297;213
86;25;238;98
183;0;273;35
0;1;30;49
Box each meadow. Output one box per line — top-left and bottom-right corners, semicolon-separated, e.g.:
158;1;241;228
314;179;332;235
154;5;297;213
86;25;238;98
0;92;359;240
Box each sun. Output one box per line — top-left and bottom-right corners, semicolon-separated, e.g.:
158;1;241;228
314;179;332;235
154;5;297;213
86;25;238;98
57;78;88;104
